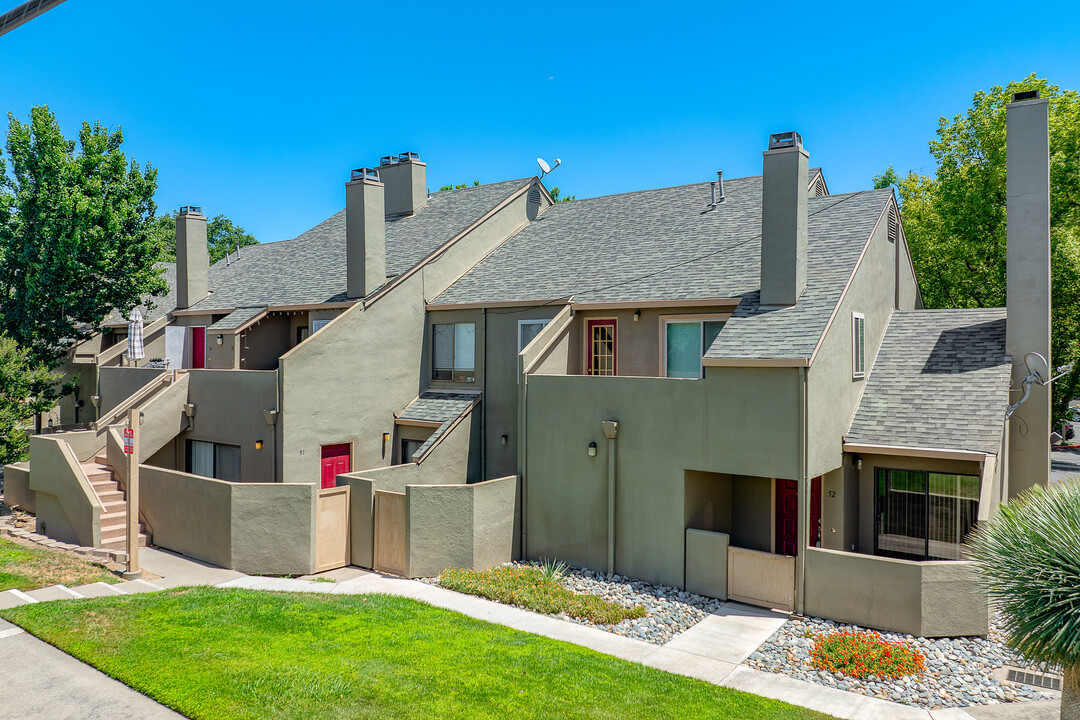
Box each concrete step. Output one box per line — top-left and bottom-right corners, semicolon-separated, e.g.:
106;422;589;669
100;534;148;550
100;521;147;538
94;453;108;465
70;582;124;598
115;579;164;595
24;585;83;602
101;501;126;515
0;589;37;609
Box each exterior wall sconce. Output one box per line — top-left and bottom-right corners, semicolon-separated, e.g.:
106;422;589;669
501;434;508;446
263;409;279;426
183;403;196;418
633;310;641;322
855;457;863;471
90;395;101;409
255;440;263;450
216;334;224;345
588;441;597;457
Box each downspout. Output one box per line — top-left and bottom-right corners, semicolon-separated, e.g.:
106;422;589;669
481;308;487;481
796;366;809;615
518;351;528;559
603;420;619;575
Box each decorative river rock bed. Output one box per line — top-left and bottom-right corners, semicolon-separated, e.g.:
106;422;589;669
424;563;1058;710
747;615;1059;709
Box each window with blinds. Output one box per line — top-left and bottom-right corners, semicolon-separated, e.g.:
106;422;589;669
432;322;476;382
187;439;241;482
852;312;866;378
875;467;979;560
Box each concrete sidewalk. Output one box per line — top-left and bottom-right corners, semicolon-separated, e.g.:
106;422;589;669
0;619;185;720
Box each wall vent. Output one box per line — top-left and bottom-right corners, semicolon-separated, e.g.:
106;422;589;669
1006;667;1062;691
528;186;541;205
811;175;827;197
888;205;899;243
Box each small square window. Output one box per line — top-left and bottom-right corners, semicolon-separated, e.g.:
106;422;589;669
432;322;476;382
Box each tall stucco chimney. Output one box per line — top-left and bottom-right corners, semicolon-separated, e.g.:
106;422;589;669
175;206;209;309
346;168;386;299
760;132;809;306
377;152;427;217
1006;91;1051;499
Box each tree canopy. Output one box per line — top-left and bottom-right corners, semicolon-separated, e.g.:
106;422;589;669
151;212;258;265
877;75;1080;424
0;106;167;368
0;334;57;463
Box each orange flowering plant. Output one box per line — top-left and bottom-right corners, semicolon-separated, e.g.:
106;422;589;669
811;630;925;679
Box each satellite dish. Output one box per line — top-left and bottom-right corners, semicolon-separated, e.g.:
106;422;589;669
1025;352;1050;382
537;158;551;175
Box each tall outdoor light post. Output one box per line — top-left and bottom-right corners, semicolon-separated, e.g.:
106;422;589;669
123;408;141;580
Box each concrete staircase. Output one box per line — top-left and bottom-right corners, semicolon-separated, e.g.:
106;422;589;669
84;455;150;551
0;578;164;610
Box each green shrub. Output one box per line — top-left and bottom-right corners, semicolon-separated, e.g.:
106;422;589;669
440;566;645;625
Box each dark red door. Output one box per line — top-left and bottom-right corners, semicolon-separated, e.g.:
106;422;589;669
586;320;617;375
809;476;822;548
191;327;206;369
775;479;798;556
320;444;351;489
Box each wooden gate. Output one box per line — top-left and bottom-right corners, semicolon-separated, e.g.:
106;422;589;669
727;546;795;611
373;489;406;576
315;486;350;572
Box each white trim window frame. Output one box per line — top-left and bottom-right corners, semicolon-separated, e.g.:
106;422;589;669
432;322;476;383
661;315;727;379
311;318;331;333
517;319;550;384
852;312;866;379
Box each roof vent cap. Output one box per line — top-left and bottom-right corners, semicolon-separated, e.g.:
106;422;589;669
179;205;203;216
1012;90;1040;102
398;151;420;163
768;132;803;151
379;155;397;166
350;168;380;182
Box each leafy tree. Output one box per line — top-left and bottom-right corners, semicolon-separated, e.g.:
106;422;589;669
971;479;1080;719
0;334;59;463
549;186;575;202
151;211;258;265
439;180;481;191
0;106;167;368
881;75;1080;424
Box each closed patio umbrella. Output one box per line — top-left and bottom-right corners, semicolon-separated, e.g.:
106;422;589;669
127;308;145;367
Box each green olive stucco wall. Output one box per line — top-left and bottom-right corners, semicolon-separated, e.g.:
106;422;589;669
98;367;166;417
140;465;316;574
2;462;33;512
523;370;799;588
279;185;541;485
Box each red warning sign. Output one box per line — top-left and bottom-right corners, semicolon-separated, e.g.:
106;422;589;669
123;427;134;455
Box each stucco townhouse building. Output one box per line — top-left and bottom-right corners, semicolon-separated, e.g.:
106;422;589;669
8;94;1054;638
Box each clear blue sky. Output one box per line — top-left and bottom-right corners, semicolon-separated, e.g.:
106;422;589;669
3;0;1080;244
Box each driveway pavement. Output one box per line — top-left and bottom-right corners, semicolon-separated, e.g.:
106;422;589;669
1050;447;1080;485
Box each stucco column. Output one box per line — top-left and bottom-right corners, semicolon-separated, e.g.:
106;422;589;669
1005;94;1051;498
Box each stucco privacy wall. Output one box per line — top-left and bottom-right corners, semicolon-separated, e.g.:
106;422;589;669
524;370;800;589
280;184;541;485
807;201;919;479
803;547;988;637
28;436;101;547
2;462;33;512
98;367;165;416
139;465;316;573
406;475;517;578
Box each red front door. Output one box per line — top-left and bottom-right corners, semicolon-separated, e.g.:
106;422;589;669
775;479;798;556
320;444;351;489
586;319;617;375
191;327;206;369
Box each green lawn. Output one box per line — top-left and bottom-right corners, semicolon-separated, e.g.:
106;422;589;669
0;536;118;591
1;588;832;720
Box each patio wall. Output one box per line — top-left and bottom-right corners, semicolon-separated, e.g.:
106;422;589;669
139;465;316;574
98;367;165;416
803;547;989;637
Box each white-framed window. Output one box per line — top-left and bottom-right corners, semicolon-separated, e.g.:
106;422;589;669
518;319;549;352
311;319;331;333
852;312;866;379
433;322;476;382
662;318;726;378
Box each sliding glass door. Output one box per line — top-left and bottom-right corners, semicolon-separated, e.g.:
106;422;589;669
875;468;979;560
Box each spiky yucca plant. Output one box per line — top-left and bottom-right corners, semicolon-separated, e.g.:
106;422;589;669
970;479;1080;719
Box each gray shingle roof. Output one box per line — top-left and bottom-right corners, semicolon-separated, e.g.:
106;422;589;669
845;309;1010;455
208;306;267;332
433;174;890;360
397;391;480;461
185;179;531;313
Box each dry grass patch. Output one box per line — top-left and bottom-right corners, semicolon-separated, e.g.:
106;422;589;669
0;537;117;591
